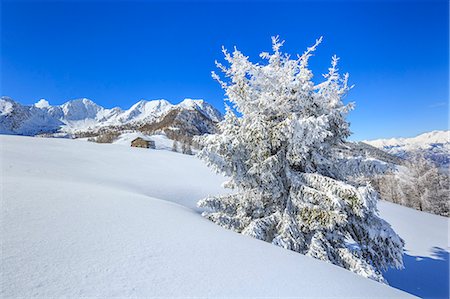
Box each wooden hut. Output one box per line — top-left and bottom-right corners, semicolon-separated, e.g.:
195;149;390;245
131;137;155;149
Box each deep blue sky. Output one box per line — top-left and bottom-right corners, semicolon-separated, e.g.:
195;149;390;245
1;0;448;140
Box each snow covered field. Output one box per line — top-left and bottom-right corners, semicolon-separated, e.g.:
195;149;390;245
113;132;176;151
1;135;447;297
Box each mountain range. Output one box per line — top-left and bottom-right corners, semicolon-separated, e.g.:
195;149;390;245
364;130;449;170
0;97;223;136
1;96;448;168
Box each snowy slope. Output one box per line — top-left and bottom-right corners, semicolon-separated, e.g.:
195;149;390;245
0;96;223;135
380;201;449;298
113;132;175;151
0;135;417;298
364;130;450;169
116;99;173;123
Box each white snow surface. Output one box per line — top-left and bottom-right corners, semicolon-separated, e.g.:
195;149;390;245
113;132;175;151
2;136;445;297
379;201;449;298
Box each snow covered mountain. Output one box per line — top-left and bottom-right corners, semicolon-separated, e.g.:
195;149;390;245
0;97;63;135
345;141;405;165
364;130;449;149
0;96;223;136
178;98;223;122
364;130;450;169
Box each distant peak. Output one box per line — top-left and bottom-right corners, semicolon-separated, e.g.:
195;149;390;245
363;130;449;148
177;98;223;122
178;98;209;110
78;98;96;105
63;98;96;105
61;98;103;111
82;98;94;104
131;99;172;109
35;99;50;109
180;98;205;105
0;96;15;103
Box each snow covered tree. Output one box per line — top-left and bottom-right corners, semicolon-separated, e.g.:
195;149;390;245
182;139;193;155
196;36;404;282
172;140;179;152
371;172;405;206
401;154;449;216
371;153;449;217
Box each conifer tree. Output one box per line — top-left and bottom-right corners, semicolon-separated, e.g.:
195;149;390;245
182;138;193;155
172;140;179;152
196;37;404;282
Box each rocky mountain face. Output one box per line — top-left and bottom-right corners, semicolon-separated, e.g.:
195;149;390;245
0;97;223;138
364;130;450;170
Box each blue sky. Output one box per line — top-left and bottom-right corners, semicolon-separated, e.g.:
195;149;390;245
1;0;448;140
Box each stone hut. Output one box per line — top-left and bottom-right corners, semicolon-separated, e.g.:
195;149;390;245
131;137;155;149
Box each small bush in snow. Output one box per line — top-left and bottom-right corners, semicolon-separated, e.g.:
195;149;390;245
88;131;120;144
172;140;180;152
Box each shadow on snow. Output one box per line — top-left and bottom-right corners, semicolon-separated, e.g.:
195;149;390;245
384;247;449;299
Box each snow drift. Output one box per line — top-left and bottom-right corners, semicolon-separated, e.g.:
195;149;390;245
1;136;447;297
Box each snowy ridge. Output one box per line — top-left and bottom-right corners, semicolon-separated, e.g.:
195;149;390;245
178;98;223;122
363;130;450;169
364;130;449;149
117;99;173;123
0;96;223;135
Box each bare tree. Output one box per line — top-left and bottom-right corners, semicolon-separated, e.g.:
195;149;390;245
373;154;449;217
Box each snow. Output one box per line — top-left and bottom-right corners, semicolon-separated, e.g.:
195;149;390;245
60;98;103;121
0;98;14;116
379;201;449;298
0;135;419;297
198;37;405;283
363;130;449;157
113;132;175;151
34;99;50;109
364;130;450;170
0;97;63;135
117;99;172;123
179;98;223;122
